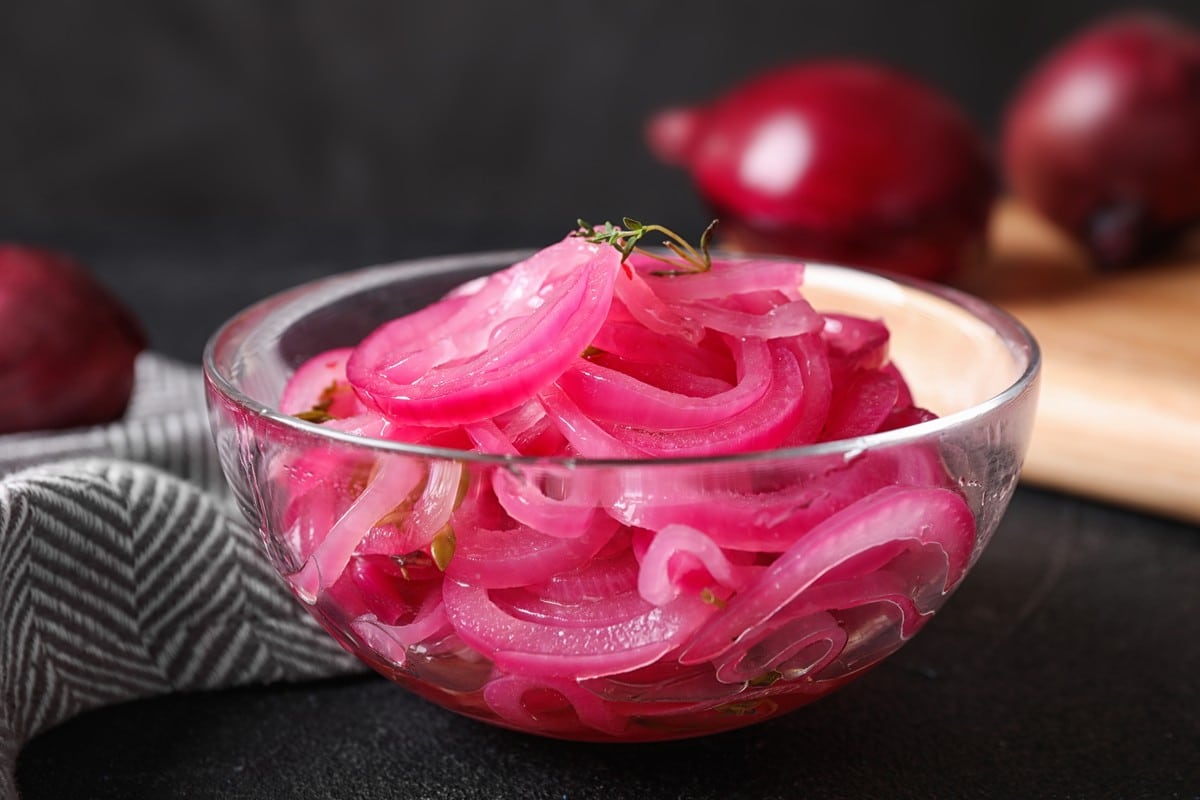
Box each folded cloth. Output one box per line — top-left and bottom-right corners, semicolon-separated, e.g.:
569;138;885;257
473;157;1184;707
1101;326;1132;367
0;354;362;799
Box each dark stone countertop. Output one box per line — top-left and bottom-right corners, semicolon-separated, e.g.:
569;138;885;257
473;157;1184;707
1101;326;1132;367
15;484;1200;799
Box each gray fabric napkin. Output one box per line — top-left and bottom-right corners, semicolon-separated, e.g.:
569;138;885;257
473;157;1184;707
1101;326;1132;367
0;354;362;799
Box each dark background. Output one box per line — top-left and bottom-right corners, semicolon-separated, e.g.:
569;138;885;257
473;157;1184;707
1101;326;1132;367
3;0;1200;362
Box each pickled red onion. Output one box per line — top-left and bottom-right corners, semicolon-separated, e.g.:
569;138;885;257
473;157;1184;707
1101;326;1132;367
611;263;703;342
327;552;444;623
670;296;822;340
347;237;621;425
558;336;772;430
712;610;846;684
483;674;628;736
445;512;619;589
493;400;567;456
636;524;761;605
536;383;645;458
525;546;640;606
588;313;735;383
823;313;890;374
584;351;734;398
270;228;977;732
820;368;901;441
442;577;715;680
463;419;602;538
350;593;452;668
491;466;602;539
280;346;366;419
710;567;945;686
291;457;425;602
489;580;651;628
680;485;974;665
603;341;806;457
634;256;806;302
779;332;833;444
356;460;464;555
606;450;925;552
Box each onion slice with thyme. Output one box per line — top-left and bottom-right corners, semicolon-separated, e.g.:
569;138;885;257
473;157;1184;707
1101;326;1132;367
347;236;621;426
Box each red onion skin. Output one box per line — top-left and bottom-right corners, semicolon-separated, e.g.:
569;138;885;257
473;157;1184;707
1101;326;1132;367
0;245;146;434
646;61;997;282
1003;12;1200;266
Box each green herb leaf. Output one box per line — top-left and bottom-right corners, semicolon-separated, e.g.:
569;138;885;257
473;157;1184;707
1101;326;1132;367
572;217;719;275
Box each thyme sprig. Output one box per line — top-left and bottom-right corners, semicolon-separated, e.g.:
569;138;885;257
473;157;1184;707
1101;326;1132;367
574;217;718;275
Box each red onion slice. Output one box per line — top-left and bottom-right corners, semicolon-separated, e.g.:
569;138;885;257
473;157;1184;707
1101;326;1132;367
558;337;772;430
606;448;935;552
585;351;735;398
612;264;704;342
637;256;807;303
445;512;619;589
589;314;735;383
348;237;621;426
442;577;715;680
820;367;901;441
462;420;601;539
280;347;368;420
671;296;823;340
604;341;805;457
483;674;629;736
537;383;647;458
356;460;465;555
636;524;761;605
291;456;426;602
679;485;974;665
526;545;641;606
350;592;452;668
712;610;847;684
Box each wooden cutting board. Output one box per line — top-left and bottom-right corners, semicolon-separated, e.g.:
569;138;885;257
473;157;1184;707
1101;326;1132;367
962;200;1200;524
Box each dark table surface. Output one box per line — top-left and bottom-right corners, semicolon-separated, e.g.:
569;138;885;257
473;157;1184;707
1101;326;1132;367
9;229;1200;800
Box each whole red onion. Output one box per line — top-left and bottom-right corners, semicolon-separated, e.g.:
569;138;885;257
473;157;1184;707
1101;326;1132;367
0;244;146;434
645;60;997;282
1003;12;1200;267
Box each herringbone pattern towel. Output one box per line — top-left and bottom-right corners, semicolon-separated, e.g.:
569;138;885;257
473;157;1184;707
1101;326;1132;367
0;355;362;799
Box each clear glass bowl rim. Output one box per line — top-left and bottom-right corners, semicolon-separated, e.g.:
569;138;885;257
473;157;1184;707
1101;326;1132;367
202;248;1041;469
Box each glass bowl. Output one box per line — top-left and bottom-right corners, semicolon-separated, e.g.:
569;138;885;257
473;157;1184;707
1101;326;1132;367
203;250;1040;742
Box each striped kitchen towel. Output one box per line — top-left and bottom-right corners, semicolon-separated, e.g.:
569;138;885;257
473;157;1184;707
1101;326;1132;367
0;354;362;799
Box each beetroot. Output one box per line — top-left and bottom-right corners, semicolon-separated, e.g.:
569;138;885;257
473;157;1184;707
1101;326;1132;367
645;61;997;282
0;244;146;434
1003;12;1200;266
